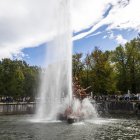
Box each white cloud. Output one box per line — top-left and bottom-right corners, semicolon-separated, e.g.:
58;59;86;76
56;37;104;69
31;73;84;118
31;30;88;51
106;0;140;31
73;31;101;41
103;35;107;39
108;32;127;45
0;0;140;58
71;0;110;32
73;0;140;40
115;35;127;45
13;51;29;60
109;32;115;39
86;31;101;38
0;0;70;59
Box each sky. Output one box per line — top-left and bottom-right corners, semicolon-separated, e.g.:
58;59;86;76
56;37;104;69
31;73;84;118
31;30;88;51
0;0;140;66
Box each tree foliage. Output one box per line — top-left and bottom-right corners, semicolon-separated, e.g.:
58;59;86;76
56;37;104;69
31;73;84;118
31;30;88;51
0;36;140;97
112;37;140;93
73;36;140;95
0;59;39;99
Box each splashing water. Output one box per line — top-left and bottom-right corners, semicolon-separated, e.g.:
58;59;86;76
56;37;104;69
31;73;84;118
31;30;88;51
35;0;72;121
34;0;98;122
67;98;98;119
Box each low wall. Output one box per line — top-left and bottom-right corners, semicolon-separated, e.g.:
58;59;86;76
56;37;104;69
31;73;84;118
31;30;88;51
0;101;140;115
0;103;35;115
97;101;140;115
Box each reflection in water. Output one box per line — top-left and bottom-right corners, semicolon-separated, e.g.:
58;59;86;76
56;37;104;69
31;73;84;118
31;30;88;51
0;115;140;140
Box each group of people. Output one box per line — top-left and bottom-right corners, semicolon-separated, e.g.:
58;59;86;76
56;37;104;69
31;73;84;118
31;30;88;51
0;96;31;103
93;94;140;102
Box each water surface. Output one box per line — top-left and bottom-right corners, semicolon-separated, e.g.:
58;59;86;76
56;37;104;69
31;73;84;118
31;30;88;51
0;115;139;140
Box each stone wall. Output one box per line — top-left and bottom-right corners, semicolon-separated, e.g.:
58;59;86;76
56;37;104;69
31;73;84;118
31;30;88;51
97;101;140;115
0;101;140;116
0;103;35;115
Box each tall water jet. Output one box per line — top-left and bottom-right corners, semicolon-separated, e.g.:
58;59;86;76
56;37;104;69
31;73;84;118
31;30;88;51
35;0;72;121
34;0;98;122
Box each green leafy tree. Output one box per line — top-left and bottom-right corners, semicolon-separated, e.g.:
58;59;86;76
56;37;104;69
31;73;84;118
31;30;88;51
72;53;84;80
112;45;129;93
112;37;140;93
0;59;39;100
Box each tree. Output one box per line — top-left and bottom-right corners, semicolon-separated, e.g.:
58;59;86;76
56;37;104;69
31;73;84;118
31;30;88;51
90;48;116;94
112;37;140;93
112;45;129;93
72;53;84;80
0;59;39;100
125;38;140;93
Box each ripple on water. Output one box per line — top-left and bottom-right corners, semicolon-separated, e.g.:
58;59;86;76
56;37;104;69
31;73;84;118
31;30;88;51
28;119;62;124
85;118;118;125
0;115;139;140
72;122;85;125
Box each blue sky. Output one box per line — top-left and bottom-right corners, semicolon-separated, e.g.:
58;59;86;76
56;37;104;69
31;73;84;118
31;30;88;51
22;28;138;66
0;0;140;66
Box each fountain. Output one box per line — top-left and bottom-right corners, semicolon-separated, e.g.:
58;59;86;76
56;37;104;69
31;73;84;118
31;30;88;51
34;0;98;122
34;0;72;121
